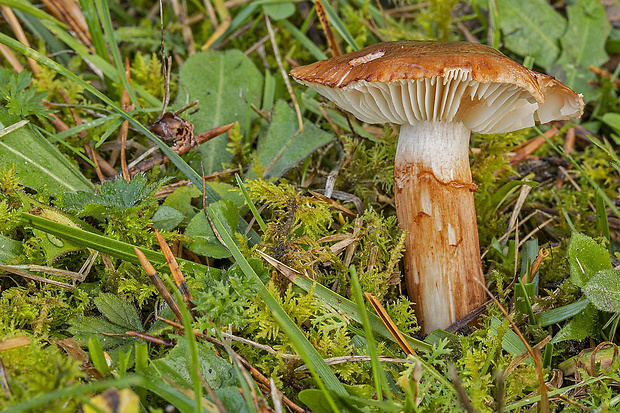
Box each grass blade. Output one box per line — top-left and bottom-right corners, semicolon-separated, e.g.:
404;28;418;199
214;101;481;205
206;206;348;395
349;265;392;401
235;174;267;233
94;0;141;108
20;212;217;276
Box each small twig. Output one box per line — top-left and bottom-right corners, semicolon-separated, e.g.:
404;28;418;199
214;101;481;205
265;15;303;132
0;265;75;289
120;57;133;182
125;331;174;346
295;355;415;372
365;292;416;356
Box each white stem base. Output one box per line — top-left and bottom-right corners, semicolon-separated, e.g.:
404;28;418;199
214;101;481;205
395;121;486;333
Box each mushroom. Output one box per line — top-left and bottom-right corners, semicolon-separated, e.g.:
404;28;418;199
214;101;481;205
290;41;584;332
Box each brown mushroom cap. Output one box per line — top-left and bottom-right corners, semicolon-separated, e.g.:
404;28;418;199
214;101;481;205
290;41;584;134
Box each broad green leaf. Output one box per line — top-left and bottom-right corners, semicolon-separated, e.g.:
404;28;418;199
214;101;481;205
178;50;263;173
212;387;250;413
184;201;239;258
94;293;143;332
537;298;590;327
162;185;202;220
496;0;566;70
152;205;185;231
262;2;295;20
0;116;93;194
550;303;598;344
0;234;22;264
248;100;335;179
583;269;620;312
149;337;233;389
551;0;611;102
601;113;620;136
567;232;612;287
69;317;132;350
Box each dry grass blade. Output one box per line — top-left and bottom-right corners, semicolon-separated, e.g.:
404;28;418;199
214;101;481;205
0;336;30;351
153;229;194;312
265;15;303;132
295;355;414;371
475;278;550;412
1;5;39;74
508;128;559;167
523;248;549;283
315;0;341;57
120;57;133;182
255;249;309;280
364;292;416;356
134;247;183;321
201;16;232;51
0;265;75;289
503;336;552;380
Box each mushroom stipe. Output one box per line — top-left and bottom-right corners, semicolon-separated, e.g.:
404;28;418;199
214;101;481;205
290;41;584;333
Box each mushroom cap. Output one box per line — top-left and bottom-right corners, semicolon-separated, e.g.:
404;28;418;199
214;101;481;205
290;41;584;134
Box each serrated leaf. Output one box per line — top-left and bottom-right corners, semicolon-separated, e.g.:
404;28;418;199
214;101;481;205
550;303;598;343
149;337;233;389
178;50;263;173
184;200;238;258
152;205;184;231
0;112;93;194
63;174;157;215
567;232;611;287
69;317;130;349
550;0;611;102
248;100;336;179
94;293;143;332
583;269;620;312
496;0;566;70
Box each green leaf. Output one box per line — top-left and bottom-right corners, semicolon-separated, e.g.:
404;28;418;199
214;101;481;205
551;0;611;102
162;185;202;220
152;205;185;231
185;201;239;258
262;2;295;20
63;174;159;215
0;116;93;194
69;317;132;350
537;298;590;327
149;337;233;389
248;100;335;179
0;234;22;264
21;212;218;277
496;0;566;70
583;269;620;312
178;50;263;173
567;232;612;288
550;303;598;343
94;293;143;332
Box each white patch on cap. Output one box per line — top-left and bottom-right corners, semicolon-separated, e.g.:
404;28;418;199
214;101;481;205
348;50;385;67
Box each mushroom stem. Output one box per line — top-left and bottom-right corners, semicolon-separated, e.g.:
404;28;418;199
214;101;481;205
394;121;486;333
